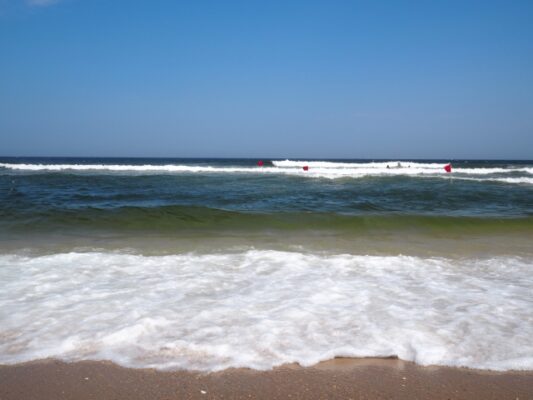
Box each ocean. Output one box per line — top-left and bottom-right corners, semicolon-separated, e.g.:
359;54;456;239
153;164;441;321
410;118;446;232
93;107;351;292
0;157;532;371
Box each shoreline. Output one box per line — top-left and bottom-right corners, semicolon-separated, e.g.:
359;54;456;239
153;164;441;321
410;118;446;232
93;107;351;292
1;358;532;400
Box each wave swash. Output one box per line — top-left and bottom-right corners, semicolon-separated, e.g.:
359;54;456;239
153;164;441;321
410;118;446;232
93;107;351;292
1;251;532;372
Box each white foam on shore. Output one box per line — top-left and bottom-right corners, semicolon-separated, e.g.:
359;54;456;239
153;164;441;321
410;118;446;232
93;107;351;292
1;250;532;371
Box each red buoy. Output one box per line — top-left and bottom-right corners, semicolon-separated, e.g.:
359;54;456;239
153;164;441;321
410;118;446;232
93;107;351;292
303;165;309;171
444;163;452;173
257;160;264;167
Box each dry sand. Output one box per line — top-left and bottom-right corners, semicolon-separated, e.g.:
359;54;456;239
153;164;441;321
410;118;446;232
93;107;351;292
1;358;532;399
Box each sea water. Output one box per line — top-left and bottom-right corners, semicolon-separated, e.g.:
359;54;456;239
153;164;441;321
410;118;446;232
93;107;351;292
0;158;532;371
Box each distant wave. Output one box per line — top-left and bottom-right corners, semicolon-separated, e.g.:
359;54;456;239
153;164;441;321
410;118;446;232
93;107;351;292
1;161;532;184
272;159;533;173
448;176;533;185
273;160;448;169
0;163;254;173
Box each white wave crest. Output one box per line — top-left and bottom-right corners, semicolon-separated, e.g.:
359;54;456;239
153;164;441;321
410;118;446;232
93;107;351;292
449;176;533;185
1;162;532;184
273;160;447;169
0;163;252;173
0;250;532;371
273;160;533;174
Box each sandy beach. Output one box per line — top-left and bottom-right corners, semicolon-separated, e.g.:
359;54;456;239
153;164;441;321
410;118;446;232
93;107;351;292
1;358;532;400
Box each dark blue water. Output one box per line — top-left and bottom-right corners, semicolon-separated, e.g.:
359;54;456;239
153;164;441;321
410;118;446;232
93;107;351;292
1;158;532;237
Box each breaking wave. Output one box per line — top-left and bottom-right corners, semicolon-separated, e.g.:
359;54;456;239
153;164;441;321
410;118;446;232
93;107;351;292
1;160;532;184
0;250;532;371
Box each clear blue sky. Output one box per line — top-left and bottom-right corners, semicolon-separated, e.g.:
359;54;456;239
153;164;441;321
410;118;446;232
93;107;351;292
1;0;532;158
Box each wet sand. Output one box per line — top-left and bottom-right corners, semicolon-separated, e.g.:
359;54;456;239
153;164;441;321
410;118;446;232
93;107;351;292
1;358;532;400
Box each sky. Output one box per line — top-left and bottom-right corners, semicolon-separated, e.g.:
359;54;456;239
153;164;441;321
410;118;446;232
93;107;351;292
0;0;532;159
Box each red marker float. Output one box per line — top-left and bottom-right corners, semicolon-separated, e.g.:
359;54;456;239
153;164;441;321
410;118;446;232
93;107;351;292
303;165;309;171
257;160;264;167
444;163;452;173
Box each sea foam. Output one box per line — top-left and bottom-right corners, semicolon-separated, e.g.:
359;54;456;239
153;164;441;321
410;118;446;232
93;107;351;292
0;250;532;371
